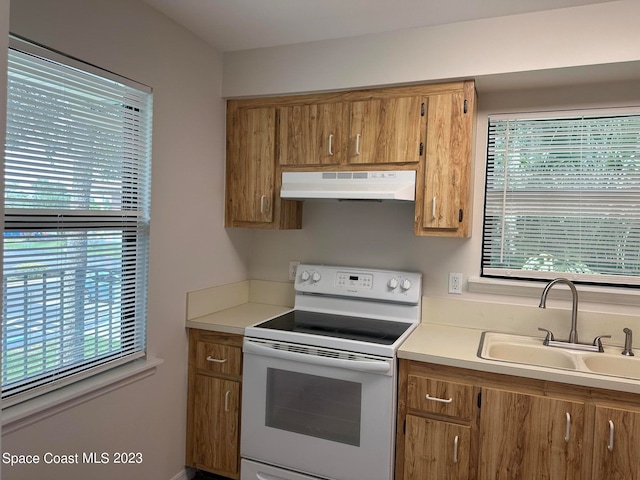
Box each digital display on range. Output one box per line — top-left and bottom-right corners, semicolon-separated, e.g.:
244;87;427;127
335;272;373;289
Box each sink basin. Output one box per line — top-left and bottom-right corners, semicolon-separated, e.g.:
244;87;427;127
479;331;640;381
582;353;640;379
485;342;578;370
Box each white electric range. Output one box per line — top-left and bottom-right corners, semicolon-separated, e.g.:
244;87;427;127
241;264;422;480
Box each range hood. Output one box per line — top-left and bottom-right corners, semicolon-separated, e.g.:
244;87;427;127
280;170;416;201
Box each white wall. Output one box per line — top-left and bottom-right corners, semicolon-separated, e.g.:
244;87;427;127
3;1;250;479
223;0;640;97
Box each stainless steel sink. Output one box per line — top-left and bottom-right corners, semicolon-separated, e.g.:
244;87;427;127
479;331;640;380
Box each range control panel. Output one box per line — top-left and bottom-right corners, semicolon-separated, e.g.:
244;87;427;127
295;264;422;304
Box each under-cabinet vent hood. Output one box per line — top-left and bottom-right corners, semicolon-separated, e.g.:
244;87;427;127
280;170;416;201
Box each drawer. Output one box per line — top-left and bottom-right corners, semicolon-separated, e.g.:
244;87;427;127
195;341;242;376
407;374;474;420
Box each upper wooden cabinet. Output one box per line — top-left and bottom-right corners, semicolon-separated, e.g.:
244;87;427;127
225;104;302;229
279;102;346;166
225;81;476;236
415;82;476;237
279;96;426;166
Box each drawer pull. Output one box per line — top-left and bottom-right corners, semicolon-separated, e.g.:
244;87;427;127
565;412;571;443
608;420;615;451
453;435;459;464
426;393;453;404
206;356;228;364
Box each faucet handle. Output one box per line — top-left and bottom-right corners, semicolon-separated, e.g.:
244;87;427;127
593;335;612;353
538;327;555;345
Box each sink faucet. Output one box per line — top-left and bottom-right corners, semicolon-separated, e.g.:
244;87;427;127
539;278;579;344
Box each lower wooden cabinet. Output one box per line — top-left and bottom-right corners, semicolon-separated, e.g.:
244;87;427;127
396;361;479;480
477;388;585;480
397;359;640;480
404;415;471;480
592;405;640;480
186;330;243;479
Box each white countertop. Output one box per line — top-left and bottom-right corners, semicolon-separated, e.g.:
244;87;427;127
186;302;292;336
185;281;640;395
399;323;640;395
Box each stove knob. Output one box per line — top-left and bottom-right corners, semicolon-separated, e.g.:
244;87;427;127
387;277;399;290
300;270;310;282
311;271;321;283
400;278;412;291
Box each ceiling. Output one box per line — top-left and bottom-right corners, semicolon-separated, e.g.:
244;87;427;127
143;0;616;52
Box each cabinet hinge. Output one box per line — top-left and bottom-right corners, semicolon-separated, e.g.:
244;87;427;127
463;99;468;114
477;392;482;408
458;209;464;223
419;143;424;156
421;103;425;117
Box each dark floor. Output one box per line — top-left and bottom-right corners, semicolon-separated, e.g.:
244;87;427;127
192;471;231;480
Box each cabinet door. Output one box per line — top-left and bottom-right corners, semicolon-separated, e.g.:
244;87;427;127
404;415;471;480
478;388;585;480
421;91;470;231
592;405;640;480
348;96;424;164
192;375;240;477
227;107;276;223
279;103;345;165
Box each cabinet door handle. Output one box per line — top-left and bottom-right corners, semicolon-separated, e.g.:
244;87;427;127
565;412;571;442
431;196;437;219
260;195;266;214
453;435;459;464
355;133;361;155
425;393;453;403
328;134;334;155
608;420;615;451
224;390;231;412
206;356;228;363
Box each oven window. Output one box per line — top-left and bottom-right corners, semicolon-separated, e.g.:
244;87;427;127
265;368;362;446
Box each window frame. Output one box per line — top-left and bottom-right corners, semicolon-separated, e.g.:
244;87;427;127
481;107;640;288
2;36;152;407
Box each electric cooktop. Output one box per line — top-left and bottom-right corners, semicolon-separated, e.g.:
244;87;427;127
254;310;413;345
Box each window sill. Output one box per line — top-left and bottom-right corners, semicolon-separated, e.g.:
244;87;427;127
2;357;163;435
468;277;640;307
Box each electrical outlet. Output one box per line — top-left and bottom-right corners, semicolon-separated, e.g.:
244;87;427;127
448;272;463;294
289;261;300;281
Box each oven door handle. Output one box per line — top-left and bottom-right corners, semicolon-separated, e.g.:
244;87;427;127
243;339;391;374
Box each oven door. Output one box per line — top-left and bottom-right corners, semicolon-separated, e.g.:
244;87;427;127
241;338;396;480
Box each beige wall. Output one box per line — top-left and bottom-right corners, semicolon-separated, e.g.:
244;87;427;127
223;0;640;97
4;0;250;479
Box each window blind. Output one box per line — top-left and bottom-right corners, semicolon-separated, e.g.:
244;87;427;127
3;39;152;405
483;109;640;286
